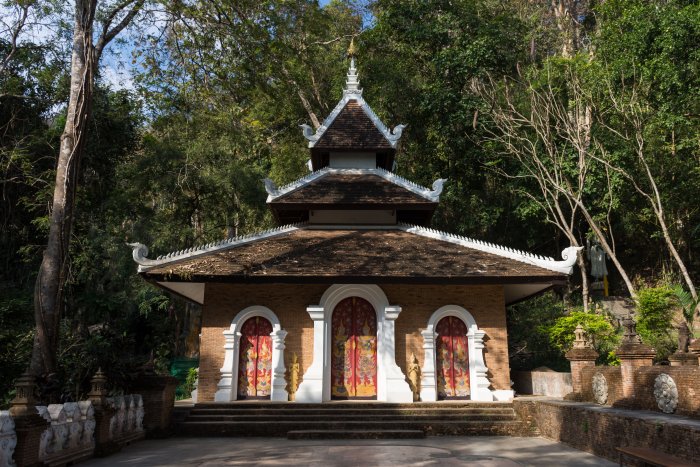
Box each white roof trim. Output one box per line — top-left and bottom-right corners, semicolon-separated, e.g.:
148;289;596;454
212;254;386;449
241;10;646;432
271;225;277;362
398;223;581;275
127;223;305;273
300;58;405;149
263;167;446;203
129;223;579;277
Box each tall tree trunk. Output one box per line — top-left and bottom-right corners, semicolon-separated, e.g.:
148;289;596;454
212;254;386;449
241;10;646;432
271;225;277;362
31;0;97;377
30;0;143;377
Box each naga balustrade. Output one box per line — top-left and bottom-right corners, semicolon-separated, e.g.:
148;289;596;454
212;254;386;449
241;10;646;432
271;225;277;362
36;401;95;465
106;394;145;445
0;411;17;467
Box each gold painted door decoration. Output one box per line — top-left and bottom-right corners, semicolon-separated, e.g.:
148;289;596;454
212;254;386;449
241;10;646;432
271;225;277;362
237;316;273;399
331;297;377;399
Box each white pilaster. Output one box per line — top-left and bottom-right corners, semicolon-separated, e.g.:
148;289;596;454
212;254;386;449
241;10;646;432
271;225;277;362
419;328;438;401
214;330;241;401
296;306;325;403
469;327;494;401
380;306;413;402
270;329;288;401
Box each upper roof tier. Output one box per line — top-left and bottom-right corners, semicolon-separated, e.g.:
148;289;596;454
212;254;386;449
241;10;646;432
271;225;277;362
301;56;405;171
264;168;445;225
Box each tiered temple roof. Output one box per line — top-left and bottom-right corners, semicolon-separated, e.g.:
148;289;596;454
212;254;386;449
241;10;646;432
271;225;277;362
130;50;578;306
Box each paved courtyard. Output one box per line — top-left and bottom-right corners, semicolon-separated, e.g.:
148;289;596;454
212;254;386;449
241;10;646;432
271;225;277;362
82;436;615;466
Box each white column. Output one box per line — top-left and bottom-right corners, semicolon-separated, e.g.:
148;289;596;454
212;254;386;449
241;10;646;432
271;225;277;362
295;306;325;403
419;328;437;401
469;327;494;401
380;306;413;402
270;329;288;401
215;330;241;402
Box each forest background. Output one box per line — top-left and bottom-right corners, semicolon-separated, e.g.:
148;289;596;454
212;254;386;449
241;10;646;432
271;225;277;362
1;0;698;405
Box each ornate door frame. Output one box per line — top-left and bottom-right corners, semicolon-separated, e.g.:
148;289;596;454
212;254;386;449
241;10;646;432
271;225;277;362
296;284;413;403
215;306;288;402
420;305;494;402
330;296;378;399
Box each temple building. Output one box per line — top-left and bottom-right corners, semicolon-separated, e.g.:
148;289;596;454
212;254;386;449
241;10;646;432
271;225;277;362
130;54;579;404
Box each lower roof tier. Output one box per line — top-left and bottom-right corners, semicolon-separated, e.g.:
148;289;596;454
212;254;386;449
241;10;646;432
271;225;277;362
133;225;578;304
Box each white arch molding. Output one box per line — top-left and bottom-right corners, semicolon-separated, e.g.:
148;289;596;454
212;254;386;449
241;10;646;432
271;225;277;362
420;305;508;402
295;284;413;403
214;306;288;402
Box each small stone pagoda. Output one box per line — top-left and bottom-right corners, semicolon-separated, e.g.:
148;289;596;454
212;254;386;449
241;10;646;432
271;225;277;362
130;52;580;404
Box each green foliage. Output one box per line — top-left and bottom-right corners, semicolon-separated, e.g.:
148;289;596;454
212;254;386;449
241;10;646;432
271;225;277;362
507;293;570;371
636;285;677;360
544;309;620;366
671;284;700;327
177;367;199;401
2;0;699;403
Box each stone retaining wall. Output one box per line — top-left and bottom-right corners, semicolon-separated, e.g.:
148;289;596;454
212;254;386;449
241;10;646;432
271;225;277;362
532;400;700;464
512;370;572;397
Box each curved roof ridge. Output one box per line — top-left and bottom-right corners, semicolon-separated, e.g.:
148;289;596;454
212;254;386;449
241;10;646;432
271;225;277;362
398;223;580;275
128;222;307;272
264;168;446;202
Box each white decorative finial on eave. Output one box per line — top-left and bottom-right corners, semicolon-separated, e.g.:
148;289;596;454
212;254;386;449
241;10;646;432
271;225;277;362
427;178;447;201
388;124;406;143
263;178;279;197
560;246;583;269
344;37;362;95
127;243;159;267
300;124;320;142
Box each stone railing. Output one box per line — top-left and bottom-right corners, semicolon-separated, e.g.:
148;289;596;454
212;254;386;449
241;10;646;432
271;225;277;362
0;411;17;467
36;401;95;465
106;394;144;444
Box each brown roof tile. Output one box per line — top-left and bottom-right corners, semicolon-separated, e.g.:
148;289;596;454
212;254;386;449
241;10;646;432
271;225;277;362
142;228;566;283
270;174;436;207
314;101;392;149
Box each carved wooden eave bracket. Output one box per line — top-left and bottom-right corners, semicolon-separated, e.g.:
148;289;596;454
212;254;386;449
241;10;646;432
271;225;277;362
263;168;446;203
300;57;406;149
399;224;582;275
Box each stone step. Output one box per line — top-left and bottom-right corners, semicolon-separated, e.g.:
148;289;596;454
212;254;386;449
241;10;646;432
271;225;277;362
187;407;515;417
176;419;526;437
185;413;517;422
193;402;512;410
287;429;426;440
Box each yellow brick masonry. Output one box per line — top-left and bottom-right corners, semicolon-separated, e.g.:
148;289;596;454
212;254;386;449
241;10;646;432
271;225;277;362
198;283;511;402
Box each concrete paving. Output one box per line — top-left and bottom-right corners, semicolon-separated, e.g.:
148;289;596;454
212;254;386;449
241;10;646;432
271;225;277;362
82;436;615;466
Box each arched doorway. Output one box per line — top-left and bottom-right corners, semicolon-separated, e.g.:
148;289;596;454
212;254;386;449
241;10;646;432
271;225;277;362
330;297;377;399
436;315;470;400
237;316;273;399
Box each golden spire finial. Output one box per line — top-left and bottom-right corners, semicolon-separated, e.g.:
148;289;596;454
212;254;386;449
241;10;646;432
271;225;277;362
347;36;357;58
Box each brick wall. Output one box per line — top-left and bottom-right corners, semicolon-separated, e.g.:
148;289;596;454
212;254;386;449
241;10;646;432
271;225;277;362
383;284;510;392
198;283;510;401
533;400;700;464
580;366;623;405
633;366;700;417
578;365;699;418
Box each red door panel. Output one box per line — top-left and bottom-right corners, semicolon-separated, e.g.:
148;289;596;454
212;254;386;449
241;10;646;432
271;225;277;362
237;316;273;399
436;316;470;399
331;297;377;399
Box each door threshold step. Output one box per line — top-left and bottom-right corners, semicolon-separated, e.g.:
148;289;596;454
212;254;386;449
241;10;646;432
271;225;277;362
287;429;425;440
